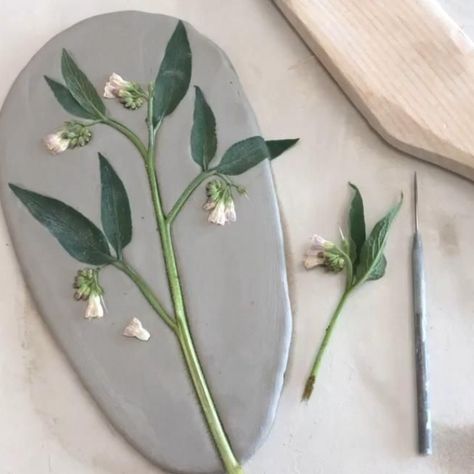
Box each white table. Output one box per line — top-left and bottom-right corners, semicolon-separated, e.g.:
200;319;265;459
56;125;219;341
1;1;473;472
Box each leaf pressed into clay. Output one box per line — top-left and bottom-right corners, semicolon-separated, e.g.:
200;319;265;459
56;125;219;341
153;21;192;126
217;136;269;175
266;139;299;160
99;153;132;257
61;49;106;118
191;86;217;170
44;76;97;119
9;184;112;265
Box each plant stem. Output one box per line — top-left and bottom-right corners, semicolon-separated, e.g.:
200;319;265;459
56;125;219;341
161;223;243;474
103;118;148;160
167;171;214;224
143;89;243;473
302;289;352;401
113;260;176;333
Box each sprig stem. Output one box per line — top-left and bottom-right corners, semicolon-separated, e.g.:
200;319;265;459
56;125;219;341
167;170;214;224
302;289;352;401
103;117;148;160
113;260;176;332
141;88;243;473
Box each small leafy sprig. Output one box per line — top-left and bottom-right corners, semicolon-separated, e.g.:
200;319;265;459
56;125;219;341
9;21;298;474
302;183;403;401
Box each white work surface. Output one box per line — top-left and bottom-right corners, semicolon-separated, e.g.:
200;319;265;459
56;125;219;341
1;1;473;473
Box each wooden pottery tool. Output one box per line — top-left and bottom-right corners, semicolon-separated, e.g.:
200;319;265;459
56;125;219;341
274;0;474;180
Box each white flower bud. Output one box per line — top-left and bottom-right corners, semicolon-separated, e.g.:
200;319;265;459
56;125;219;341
44;132;69;154
104;73;130;98
84;294;104;319
310;234;334;251
123;317;150;341
224;199;237;223
208;201;227;226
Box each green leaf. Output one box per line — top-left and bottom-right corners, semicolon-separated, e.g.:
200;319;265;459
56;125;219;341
367;255;387;281
61;49;105;118
266;139;299;159
348;183;366;264
99;154;132;257
216;136;269;176
9;184;112;265
44;76;97;119
153;21;192;126
354;195;403;285
191;86;217;170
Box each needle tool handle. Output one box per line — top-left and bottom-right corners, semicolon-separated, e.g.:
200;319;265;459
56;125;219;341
412;232;432;455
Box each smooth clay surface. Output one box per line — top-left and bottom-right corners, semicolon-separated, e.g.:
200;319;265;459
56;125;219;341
1;1;474;474
0;11;292;474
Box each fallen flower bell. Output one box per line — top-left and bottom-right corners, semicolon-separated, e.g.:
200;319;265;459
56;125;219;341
203;179;237;226
103;73;146;110
123;317;151;341
44;121;92;154
73;268;105;319
304;234;345;272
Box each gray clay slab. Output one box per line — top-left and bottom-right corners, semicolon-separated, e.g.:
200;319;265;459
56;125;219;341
0;10;291;474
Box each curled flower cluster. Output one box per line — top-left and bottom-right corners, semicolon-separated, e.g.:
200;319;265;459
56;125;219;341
304;234;345;273
203;179;237;226
103;73;146;110
44;121;92;154
73;268;105;319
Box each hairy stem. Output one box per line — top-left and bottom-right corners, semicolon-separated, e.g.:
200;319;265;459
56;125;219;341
103;117;148;160
167;171;214;224
161;223;243;474
143;88;242;473
113;260;176;332
303;289;352;401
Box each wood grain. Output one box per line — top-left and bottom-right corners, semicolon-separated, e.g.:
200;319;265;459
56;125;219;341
274;0;474;180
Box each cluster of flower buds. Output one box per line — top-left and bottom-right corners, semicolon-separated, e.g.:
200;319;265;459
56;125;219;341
103;73;146;110
44;121;92;154
73;268;105;319
304;234;345;273
203;179;237;226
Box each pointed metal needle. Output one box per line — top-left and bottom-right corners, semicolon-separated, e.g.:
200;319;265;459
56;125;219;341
412;172;432;455
414;172;419;233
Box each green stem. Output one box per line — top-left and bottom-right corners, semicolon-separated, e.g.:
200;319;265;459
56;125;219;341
143;89;243;473
161;224;243;474
113;260;176;332
167;171;214;224
103;118;148;160
339;250;353;291
302;289;352;401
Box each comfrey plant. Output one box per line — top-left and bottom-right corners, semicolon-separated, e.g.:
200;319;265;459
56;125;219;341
302;184;402;401
10;22;297;474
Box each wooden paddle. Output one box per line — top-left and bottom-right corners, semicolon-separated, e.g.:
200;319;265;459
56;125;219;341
274;0;474;181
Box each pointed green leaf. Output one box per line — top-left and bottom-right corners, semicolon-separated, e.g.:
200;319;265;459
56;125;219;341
191;86;217;170
9;184;112;265
266;139;299;159
44;76;97;119
99;154;132;257
367;255;387;281
348;183;366;264
153;21;192;125
354;195;403;285
216;136;269;176
61;49;105;118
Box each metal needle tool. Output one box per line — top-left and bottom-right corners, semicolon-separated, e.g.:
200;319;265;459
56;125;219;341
412;173;432;455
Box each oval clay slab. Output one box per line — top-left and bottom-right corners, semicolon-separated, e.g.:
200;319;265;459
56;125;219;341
0;11;291;474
